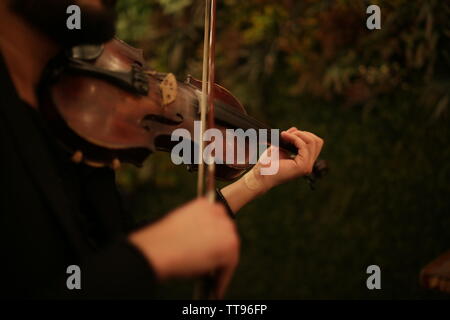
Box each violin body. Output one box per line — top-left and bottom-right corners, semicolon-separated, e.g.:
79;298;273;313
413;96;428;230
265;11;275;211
39;38;256;180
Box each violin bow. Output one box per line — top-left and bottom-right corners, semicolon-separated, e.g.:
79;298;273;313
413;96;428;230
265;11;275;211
194;0;219;300
197;0;217;202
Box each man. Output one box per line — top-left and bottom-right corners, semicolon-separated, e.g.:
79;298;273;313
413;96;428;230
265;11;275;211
0;0;323;299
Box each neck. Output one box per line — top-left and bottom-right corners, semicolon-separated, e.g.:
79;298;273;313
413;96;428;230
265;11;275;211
0;4;60;108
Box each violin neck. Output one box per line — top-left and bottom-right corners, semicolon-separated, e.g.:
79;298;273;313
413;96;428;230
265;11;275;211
214;102;298;155
214;100;268;130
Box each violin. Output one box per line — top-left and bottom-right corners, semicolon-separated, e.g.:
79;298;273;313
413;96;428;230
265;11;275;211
38;38;328;184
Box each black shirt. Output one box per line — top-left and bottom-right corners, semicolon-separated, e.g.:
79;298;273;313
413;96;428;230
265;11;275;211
0;54;156;299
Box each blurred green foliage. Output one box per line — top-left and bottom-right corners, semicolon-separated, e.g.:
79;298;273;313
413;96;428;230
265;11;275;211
115;0;450;299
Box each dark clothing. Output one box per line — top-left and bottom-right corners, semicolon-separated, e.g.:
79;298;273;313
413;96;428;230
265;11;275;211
0;55;156;299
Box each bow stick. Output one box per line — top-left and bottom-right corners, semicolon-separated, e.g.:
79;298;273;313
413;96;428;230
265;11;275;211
197;0;217;202
194;0;219;300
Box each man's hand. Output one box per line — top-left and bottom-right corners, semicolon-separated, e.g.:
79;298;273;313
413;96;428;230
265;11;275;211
255;127;325;192
221;127;324;213
129;198;239;299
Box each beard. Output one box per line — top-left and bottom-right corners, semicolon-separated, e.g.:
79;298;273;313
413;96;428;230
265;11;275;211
10;0;118;47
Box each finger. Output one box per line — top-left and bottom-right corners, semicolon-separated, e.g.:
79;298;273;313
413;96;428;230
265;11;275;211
300;131;324;158
288;131;315;163
292;131;314;145
313;134;325;156
296;132;318;161
301;131;323;145
281;132;310;162
287;127;298;134
292;131;320;158
281;131;307;152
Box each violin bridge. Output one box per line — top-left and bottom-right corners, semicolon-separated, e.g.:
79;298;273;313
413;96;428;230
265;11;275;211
160;73;178;106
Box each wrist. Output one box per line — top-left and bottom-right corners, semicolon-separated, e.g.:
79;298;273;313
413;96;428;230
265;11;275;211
221;166;270;214
216;188;235;219
243;165;272;196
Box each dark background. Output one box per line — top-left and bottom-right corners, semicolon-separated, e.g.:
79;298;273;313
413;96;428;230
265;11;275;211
114;0;450;299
